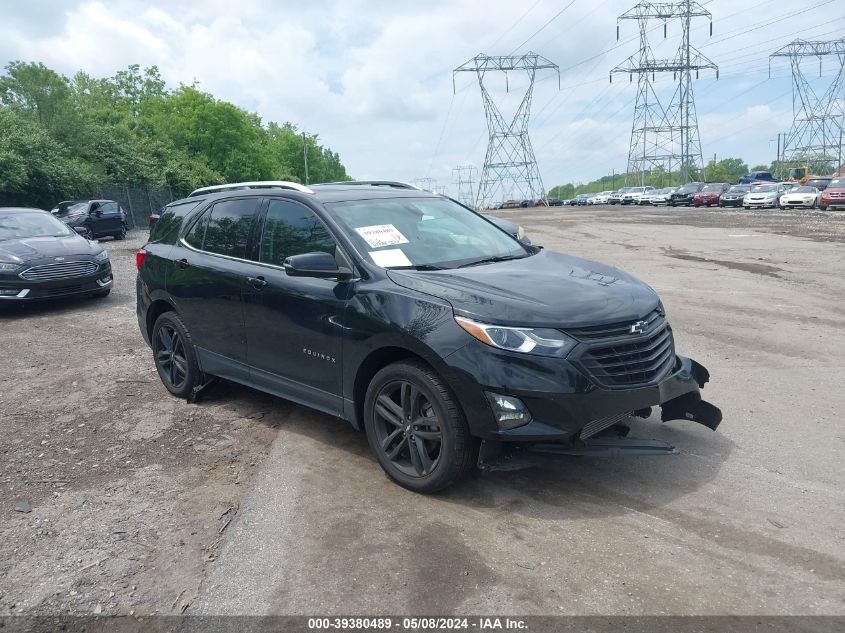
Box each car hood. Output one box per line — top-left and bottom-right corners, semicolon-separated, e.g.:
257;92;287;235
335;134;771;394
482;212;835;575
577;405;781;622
0;234;101;264
386;249;659;328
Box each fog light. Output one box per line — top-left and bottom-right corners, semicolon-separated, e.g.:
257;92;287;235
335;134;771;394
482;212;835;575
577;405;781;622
485;392;532;430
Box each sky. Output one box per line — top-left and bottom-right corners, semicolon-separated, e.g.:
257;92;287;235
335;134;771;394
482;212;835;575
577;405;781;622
1;0;844;193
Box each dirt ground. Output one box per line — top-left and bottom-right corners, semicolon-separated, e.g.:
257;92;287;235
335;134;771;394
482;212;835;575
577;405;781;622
1;205;844;617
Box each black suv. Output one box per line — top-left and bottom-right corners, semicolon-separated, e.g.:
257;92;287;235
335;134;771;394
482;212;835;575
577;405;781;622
52;200;128;240
136;181;721;492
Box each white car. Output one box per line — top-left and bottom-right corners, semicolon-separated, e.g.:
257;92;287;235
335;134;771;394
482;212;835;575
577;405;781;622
743;183;784;209
647;187;676;205
620;186;655;205
590;190;613;205
778;185;819;209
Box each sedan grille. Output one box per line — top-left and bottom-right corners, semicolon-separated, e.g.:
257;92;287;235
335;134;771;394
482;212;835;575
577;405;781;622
20;261;98;281
569;311;676;388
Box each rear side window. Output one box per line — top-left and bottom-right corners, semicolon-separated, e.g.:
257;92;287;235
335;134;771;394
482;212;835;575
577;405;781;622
259;199;337;267
192;198;258;259
100;202;118;214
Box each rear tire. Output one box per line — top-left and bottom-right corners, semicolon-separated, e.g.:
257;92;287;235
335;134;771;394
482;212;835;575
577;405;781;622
152;311;201;399
115;225;127;240
364;360;478;493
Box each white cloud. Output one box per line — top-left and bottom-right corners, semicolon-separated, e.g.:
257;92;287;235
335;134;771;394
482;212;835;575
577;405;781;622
0;0;841;190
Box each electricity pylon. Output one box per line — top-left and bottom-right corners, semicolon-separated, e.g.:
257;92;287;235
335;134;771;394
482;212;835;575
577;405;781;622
612;1;717;185
454;53;559;208
770;38;845;176
452;165;477;207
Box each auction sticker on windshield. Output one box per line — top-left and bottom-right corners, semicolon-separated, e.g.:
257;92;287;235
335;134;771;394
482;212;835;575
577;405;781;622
355;224;409;248
369;248;412;268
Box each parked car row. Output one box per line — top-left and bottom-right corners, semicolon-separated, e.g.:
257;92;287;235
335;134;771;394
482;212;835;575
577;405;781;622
557;176;845;210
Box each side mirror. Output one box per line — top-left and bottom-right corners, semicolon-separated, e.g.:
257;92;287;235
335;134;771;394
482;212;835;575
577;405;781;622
72;226;88;236
283;252;353;281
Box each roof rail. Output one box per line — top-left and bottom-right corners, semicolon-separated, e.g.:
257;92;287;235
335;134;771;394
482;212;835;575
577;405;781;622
318;180;422;190
188;181;314;197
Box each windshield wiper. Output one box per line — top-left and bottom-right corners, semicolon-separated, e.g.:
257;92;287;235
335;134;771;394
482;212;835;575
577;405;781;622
390;264;449;271
457;254;528;268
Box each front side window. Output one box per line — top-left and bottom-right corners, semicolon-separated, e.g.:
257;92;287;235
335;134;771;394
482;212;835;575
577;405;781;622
260;199;337;267
327;196;526;269
100;202;118;214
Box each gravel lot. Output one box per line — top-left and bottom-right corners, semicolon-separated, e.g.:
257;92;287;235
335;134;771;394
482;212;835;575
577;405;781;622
1;205;843;616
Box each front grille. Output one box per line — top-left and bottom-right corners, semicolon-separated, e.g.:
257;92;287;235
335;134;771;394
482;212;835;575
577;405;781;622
569;311;676;388
20;261;98;281
47;285;83;296
580;412;630;440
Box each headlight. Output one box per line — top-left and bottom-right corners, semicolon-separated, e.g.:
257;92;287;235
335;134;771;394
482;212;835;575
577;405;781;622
455;316;576;358
0;262;21;272
94;250;109;262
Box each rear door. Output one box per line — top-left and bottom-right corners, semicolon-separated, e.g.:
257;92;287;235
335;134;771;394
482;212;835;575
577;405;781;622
240;197;348;415
166;197;261;383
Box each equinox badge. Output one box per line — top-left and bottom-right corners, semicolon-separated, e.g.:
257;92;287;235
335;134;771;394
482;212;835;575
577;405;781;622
630;320;648;334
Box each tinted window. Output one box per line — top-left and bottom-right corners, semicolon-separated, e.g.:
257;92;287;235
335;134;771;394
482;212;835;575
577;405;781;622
184;208;210;249
260;199;337;266
201;199;258;258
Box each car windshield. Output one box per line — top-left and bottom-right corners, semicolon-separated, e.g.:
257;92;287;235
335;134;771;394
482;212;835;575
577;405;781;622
830;178;845;187
751;185;777;192
326;196;528;269
678;184;699;193
727;186;749;193
0;211;74;240
793;186;816;193
52;202;88;216
701;184;723;192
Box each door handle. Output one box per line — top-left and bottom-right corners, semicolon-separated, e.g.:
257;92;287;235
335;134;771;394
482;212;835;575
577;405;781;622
176;258;190;269
247;276;267;289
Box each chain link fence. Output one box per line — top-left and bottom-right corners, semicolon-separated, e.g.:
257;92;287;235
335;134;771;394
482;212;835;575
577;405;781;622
100;185;174;230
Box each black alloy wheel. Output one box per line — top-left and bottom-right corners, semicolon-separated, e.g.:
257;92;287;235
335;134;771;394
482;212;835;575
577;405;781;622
152;312;200;398
82;225;94;239
373;380;443;478
364;360;477;493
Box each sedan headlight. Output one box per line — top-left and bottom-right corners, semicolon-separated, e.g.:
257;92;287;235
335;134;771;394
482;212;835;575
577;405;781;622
0;262;21;272
455;316;576;358
93;250;109;262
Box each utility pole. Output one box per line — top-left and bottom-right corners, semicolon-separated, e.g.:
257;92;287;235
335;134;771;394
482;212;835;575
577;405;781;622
302;132;309;185
612;1;717;185
452;165;477;207
454;52;559;209
770;38;845;177
412;177;436;192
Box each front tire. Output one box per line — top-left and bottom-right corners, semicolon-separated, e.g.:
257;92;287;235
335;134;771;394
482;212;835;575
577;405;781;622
115;225;127;240
152;312;201;399
364;360;478;493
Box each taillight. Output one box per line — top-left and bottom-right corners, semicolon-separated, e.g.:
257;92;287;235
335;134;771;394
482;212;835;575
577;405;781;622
136;248;147;270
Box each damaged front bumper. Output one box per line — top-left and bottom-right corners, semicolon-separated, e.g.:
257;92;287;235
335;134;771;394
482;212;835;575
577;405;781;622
476;358;721;470
444;343;722;468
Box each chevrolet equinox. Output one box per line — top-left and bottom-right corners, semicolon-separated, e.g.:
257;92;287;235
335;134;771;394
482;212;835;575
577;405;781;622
136;181;722;492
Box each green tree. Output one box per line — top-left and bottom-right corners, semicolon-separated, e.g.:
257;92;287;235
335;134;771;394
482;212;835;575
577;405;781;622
0;61;353;205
